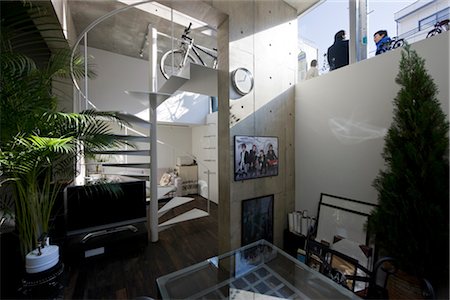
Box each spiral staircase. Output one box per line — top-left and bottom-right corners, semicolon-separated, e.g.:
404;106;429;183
70;3;217;242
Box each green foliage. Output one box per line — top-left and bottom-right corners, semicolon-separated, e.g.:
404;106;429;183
368;44;449;284
0;1;130;256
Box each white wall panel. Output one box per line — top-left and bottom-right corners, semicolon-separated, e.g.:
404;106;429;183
295;32;449;215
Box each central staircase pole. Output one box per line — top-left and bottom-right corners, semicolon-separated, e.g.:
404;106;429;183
148;24;159;242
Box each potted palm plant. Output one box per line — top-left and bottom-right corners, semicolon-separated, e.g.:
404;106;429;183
0;1;129;270
367;44;449;297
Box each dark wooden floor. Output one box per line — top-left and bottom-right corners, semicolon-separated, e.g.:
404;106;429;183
63;196;218;299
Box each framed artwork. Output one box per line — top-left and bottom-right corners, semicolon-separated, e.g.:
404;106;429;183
234;135;279;181
315;193;377;246
241;195;274;246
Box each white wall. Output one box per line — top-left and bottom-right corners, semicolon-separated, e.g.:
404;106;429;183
295;32;449;215
158;125;193;169
192;113;218;204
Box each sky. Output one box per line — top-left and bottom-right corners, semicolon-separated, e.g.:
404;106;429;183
298;0;418;67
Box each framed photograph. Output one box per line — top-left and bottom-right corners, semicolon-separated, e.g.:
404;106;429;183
234;135;279;181
241;195;274;246
316;193;377;246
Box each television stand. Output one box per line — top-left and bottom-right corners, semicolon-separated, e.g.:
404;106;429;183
80;225;138;244
63;222;148;263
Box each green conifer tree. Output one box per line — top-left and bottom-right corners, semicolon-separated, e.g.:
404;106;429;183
368;45;449;285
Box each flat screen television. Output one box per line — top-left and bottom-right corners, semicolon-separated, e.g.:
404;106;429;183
64;181;147;237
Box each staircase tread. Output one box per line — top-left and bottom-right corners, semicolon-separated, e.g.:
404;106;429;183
115;112;151;127
91;150;150;156
125;91;171;107
102;163;150;168
110;134;150;140
158;196;195;216
158;75;188;95
159;208;209;228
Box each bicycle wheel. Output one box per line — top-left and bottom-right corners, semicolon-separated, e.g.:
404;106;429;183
160;49;197;79
392;39;404;49
426;28;440;38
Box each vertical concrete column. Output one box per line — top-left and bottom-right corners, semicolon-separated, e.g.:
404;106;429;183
349;0;367;64
217;17;231;254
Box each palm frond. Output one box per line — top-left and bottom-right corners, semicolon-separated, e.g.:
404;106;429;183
0;52;36;77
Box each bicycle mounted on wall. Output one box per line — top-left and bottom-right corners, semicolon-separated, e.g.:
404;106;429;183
160;22;217;79
426;19;449;38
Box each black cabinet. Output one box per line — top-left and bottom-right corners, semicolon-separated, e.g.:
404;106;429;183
63;222;147;264
283;229;306;258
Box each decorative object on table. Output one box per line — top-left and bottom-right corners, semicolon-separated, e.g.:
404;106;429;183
234;135;278;181
0;1;130;267
231;67;254;96
315;193;376;246
241;195;274;246
367;44;449;296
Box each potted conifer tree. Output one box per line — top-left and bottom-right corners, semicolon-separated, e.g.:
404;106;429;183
368;44;449;297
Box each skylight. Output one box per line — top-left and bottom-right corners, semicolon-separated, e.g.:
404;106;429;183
117;0;207;29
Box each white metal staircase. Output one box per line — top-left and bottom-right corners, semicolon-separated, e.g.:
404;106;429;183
69;2;217;242
81;65;215;236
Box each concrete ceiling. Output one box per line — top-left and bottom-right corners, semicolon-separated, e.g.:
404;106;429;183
283;0;321;16
68;0;220;62
67;0;319;62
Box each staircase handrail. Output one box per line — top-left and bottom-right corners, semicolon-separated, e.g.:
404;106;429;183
70;0;153;102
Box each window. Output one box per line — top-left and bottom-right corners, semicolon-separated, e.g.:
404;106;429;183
419;8;450;31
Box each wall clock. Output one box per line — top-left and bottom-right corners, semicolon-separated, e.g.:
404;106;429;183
231;67;254;96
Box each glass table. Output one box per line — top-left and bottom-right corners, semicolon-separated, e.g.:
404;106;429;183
157;240;361;299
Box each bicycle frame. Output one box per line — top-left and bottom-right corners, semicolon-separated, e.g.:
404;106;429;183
179;37;217;68
160;23;217;79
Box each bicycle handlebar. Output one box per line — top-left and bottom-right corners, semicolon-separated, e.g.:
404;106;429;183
184;22;192;35
436;19;449;27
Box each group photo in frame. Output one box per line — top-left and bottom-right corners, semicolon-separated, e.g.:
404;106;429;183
234;135;279;181
241;195;274;246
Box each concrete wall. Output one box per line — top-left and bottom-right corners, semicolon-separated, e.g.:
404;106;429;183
295;32;449;216
213;0;297;251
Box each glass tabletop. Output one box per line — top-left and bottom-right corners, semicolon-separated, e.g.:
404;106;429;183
157;240;361;299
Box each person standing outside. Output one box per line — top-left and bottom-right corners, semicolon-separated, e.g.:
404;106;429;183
327;30;349;71
305;59;319;80
374;30;391;55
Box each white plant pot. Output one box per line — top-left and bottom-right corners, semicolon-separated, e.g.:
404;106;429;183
25;244;59;274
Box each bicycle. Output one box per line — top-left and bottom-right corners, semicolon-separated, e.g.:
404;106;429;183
160;23;217;80
426;19;449;38
321;53;330;73
378;36;405;54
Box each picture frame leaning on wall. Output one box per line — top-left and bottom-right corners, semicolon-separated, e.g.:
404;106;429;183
241;195;274;246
